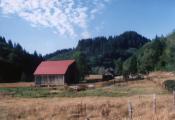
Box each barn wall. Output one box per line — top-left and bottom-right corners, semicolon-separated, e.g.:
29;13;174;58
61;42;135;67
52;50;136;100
65;62;79;84
35;75;64;86
34;61;79;86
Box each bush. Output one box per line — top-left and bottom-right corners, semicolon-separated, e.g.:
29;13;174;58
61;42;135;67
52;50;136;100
164;80;175;91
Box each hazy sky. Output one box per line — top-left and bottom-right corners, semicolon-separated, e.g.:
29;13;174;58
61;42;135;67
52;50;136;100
0;0;175;55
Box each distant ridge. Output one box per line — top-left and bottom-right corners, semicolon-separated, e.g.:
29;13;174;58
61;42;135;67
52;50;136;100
45;31;150;74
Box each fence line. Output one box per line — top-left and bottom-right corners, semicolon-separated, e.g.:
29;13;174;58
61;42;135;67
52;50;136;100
173;91;175;111
68;93;175;120
153;94;156;114
128;100;133;120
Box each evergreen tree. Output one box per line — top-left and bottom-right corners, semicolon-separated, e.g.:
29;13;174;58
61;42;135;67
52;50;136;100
0;36;43;82
73;51;88;81
114;58;123;75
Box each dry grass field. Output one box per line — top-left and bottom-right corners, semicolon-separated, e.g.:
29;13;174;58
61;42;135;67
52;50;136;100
85;75;103;80
0;82;34;88
0;95;175;120
149;71;175;87
0;72;175;120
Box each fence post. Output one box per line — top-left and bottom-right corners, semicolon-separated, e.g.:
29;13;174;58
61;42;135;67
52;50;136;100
173;91;175;111
153;94;156;114
128;100;132;120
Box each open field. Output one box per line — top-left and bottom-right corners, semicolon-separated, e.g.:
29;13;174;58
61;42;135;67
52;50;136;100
149;71;175;86
0;95;175;120
0;79;168;98
0;82;34;88
0;71;175;119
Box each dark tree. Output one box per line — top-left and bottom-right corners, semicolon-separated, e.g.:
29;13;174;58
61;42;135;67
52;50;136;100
0;36;43;82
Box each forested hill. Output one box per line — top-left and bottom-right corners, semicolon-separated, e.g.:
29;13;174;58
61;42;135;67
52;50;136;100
2;30;175;83
77;31;149;53
124;31;175;74
0;36;43;82
45;31;150;74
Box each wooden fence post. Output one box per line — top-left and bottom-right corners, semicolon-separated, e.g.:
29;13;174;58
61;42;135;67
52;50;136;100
153;94;156;114
128;100;132;120
173;91;175;111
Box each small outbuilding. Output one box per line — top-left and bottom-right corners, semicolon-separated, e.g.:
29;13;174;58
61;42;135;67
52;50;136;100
34;60;78;86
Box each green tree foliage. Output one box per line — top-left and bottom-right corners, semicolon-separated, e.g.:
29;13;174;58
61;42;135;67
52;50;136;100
45;48;74;60
0;36;43;82
125;31;175;74
73;51;89;81
162;32;175;70
46;31;150;74
114;58;123;75
164;80;175;91
123;56;137;75
136;37;165;73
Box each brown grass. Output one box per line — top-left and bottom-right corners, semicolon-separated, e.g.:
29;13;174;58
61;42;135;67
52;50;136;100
0;71;174;120
0;95;175;120
149;71;175;87
0;78;172;120
85;75;103;80
0;82;34;88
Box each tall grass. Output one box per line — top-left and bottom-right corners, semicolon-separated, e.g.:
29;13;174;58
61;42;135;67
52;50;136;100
1;95;175;120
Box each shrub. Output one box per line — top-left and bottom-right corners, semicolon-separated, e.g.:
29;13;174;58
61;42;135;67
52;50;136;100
164;80;175;91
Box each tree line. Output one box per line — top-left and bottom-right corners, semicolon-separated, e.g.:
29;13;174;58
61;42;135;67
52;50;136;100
45;31;150;80
2;30;175;82
123;32;175;76
46;31;175;80
0;36;43;82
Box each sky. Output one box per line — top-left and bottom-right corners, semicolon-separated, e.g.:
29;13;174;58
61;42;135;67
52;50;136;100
0;0;175;55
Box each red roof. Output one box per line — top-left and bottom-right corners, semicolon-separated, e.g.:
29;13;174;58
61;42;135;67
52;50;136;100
34;60;75;75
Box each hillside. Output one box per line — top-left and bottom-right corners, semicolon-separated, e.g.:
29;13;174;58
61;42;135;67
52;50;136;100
45;31;175;79
1;31;175;82
45;31;150;74
123;31;175;75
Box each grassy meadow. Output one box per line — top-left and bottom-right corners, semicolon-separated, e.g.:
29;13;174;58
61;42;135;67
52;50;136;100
0;79;168;98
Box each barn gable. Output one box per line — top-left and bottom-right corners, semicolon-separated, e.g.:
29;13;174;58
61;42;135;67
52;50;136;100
34;60;78;86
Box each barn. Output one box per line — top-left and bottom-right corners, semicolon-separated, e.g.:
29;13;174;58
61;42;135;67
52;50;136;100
34;60;79;86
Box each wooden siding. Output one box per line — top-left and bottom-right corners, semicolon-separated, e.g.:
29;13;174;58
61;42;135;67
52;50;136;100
35;75;64;86
34;61;79;86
